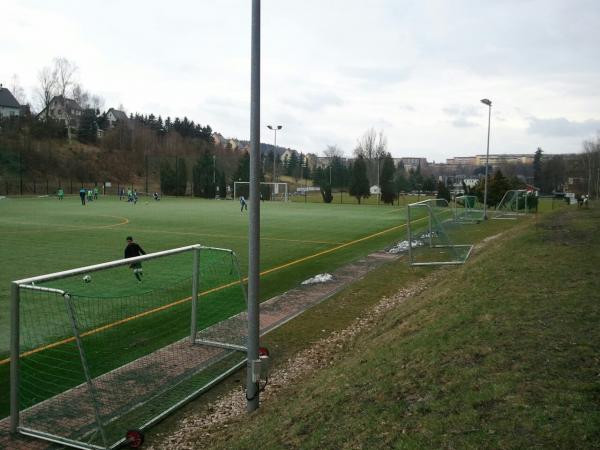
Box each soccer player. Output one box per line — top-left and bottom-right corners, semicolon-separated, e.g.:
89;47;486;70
57;187;64;200
79;187;86;205
240;195;248;212
124;236;146;281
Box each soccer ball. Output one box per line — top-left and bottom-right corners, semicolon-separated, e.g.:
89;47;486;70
83;275;92;283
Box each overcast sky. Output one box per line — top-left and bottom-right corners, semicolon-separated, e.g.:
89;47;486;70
2;0;600;161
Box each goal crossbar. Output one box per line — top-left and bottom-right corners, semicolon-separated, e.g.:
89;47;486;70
233;181;288;201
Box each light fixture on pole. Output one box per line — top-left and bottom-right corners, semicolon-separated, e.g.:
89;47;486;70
480;98;492;220
267;125;282;182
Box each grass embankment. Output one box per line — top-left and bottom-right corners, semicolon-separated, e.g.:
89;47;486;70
185;206;599;449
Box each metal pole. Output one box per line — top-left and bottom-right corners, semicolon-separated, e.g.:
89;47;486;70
246;0;261;412
407;204;412;264
190;247;200;344
483;101;492;220
596;167;600;200
10;282;20;433
273;129;277;181
145;154;149;195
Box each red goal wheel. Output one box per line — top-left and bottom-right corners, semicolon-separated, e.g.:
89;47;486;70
126;429;144;448
258;347;270;357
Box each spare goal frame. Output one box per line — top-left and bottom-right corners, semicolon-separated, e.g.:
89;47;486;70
407;199;473;266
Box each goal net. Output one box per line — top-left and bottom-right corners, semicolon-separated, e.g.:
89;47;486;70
494;189;530;219
9;245;247;450
406;199;473;266
233;181;288;201
453;195;485;223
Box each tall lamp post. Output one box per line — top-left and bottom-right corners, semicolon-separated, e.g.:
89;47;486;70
267;125;282;182
480;98;492;220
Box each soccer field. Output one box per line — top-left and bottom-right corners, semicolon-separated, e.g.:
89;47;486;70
0;194;423;356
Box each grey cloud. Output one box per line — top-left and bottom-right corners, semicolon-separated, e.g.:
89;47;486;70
451;117;477;128
443;105;480;128
343;66;411;86
286;92;343;112
527;117;600;137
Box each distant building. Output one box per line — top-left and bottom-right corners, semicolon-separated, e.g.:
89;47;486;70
395;157;429;171
447;154;534;166
36;95;82;134
475;154;534;165
446;156;477;166
280;149;295;163
0;84;21;118
106;108;128;128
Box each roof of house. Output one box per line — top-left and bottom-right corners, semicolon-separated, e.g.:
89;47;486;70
107;108;128;121
53;95;82;111
0;86;20;109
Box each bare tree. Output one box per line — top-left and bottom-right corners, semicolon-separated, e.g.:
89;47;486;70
582;136;600;197
354;128;377;159
72;83;90;108
374;130;387;160
36;66;57;117
91;94;105;111
9;74;28;105
324;145;344;158
53;57;78;98
354;128;388;186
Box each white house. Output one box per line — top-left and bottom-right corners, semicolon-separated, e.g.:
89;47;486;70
36;95;82;133
106;108;128;128
0;84;20;118
370;185;381;195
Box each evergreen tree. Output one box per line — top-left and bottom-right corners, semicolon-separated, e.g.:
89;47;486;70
422;175;436;192
320;183;333;203
349;155;370;204
436;181;451;202
394;171;409;194
287;152;299;177
533;147;543;188
217;171;227;199
78;109;98;144
174;157;187;196
192;151;216;198
473;169;511;206
233;151;250;182
380;153;396;204
160;160;176;195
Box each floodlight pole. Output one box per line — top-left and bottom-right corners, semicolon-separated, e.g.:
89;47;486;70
246;0;261;412
481;98;492;220
267;125;282;182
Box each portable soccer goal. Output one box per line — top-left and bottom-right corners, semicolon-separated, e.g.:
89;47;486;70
453;195;485;223
9;245;248;450
233;181;288;201
406;199;473;266
493;189;530;219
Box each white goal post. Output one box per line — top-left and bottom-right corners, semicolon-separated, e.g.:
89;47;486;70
233;181;288;201
9;244;249;450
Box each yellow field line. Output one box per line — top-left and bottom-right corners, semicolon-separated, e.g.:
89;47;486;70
0;216;424;365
